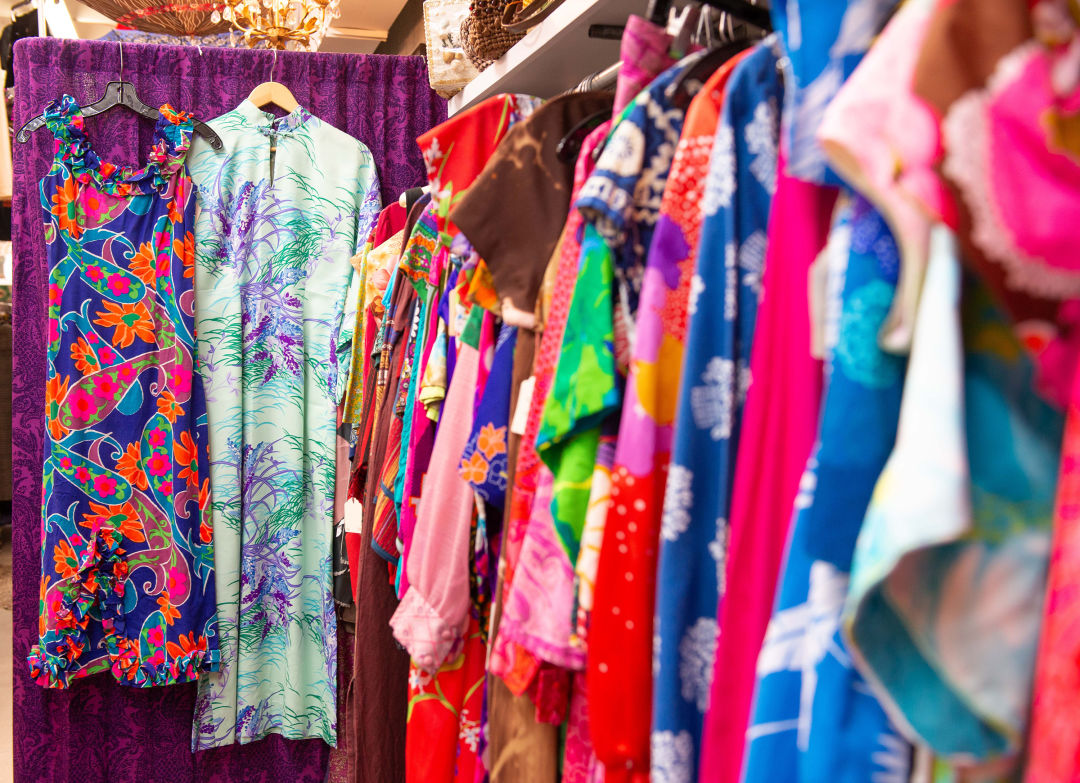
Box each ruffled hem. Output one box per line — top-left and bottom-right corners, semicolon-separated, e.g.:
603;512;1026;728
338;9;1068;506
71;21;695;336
43;94;194;195
28;643;219;689
27;517;217;689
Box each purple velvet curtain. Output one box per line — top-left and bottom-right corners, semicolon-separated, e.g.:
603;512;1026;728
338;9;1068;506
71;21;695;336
10;37;445;783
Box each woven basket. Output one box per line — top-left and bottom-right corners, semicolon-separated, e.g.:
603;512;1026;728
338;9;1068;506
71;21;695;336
80;0;230;36
460;0;523;71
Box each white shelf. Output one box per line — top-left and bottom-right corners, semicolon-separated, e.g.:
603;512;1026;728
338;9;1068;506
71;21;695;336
447;0;640;116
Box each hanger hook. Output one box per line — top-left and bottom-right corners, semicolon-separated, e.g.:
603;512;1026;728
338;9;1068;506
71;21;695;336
270;48;278;83
118;39;124;82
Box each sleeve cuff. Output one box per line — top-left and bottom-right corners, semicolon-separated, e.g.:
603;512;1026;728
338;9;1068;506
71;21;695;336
390;587;462;674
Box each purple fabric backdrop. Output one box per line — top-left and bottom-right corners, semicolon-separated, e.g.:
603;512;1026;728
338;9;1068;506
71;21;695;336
10;37;445;783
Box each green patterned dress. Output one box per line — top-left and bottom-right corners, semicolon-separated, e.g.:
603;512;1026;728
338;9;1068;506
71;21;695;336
187;101;379;749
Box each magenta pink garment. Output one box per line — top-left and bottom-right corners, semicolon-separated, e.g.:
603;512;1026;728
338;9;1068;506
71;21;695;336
390;342;481;673
698;163;837;783
496;463;586;671
615;15;676;116
396;246;448;598
564;674;606;783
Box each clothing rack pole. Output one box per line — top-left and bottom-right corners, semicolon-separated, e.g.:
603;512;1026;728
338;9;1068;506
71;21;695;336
700;0;772;31
646;0;772;32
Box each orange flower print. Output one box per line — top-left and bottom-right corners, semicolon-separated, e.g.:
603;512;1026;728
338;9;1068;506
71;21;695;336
166;631;206;660
93;301;155;348
39;576;50;637
198;479;213;543
476;423;507;460
459;451;489;485
70;338;100;375
128;241;158;285
115;442;149;491
173;230;195;279
53;539;80;580
156;389;182;423
174;430;199;486
50;177;82;239
157;592;181;625
45;374;70;440
81;501;145;543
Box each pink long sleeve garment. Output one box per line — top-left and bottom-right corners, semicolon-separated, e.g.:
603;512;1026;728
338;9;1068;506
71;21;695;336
698;165;836;783
390;342;482;673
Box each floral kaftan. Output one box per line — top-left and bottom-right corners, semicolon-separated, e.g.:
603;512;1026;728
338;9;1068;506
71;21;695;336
188;101;379;749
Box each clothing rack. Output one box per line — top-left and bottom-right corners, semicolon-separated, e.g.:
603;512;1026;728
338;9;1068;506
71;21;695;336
576;61;621;92
647;0;772;32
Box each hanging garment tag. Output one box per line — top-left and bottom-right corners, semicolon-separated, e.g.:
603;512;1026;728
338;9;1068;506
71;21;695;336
510;376;536;436
808;253;829;360
343;497;364;534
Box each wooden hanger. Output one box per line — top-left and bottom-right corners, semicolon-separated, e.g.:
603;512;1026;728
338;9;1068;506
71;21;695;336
246;81;299;112
247;50;299;112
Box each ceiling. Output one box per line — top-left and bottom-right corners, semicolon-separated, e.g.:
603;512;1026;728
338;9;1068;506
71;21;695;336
5;0;408;53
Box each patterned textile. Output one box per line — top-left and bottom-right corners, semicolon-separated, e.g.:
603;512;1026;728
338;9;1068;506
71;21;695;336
459;323;516;506
29;94;218;689
395;94;538;601
341;201;406;427
614;15;677;115
11;39;442;783
98;30;242;47
742;196;911;783
643;45;765;780
1026;350;1080;783
405;618;488;783
539;57;703;566
698;159;837;783
769;0;899;183
501;14;673;610
188;99;381;750
501;120;608;631
903;0;1080;406
577;52;705;333
535;224;615;560
817;0;936;355
844;226;1063;769
391;343;482;673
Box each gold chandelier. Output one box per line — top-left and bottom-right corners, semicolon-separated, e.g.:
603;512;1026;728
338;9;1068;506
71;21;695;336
215;0;340;50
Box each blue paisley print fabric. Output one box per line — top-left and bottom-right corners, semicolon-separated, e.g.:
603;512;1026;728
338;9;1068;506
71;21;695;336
30;95;219;690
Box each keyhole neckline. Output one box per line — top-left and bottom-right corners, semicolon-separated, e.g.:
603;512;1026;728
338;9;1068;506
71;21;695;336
237;99;312;139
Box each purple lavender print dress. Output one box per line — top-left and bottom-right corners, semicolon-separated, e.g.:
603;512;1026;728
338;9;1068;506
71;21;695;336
187;101;380;750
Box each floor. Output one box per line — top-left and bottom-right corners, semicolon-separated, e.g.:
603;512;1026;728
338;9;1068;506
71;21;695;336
2;522;13;783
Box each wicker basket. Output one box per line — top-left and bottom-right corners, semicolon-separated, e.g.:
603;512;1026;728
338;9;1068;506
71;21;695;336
460;0;523;71
80;0;230;36
423;0;480;98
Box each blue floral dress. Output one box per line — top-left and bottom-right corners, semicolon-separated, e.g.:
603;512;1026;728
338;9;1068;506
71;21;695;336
29;95;219;688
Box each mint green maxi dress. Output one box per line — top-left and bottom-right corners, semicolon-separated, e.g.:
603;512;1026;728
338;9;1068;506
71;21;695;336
187;100;379;749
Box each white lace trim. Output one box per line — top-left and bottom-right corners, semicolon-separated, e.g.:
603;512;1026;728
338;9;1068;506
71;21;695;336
942;41;1080;301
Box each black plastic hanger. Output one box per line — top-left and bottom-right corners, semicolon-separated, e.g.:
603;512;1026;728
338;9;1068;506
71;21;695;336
647;0;771;33
17;80;223;150
668;38;754;108
556;109;611;163
9;0;34;19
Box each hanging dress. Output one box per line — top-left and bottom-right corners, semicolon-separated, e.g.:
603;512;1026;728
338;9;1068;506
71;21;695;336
29;95;219;688
188;101;380;749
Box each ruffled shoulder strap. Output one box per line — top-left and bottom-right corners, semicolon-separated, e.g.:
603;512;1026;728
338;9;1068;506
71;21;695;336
148;104;195;176
42;94;100;170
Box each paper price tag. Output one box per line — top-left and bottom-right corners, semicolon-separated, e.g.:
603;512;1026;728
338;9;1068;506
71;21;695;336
510;376;536;436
